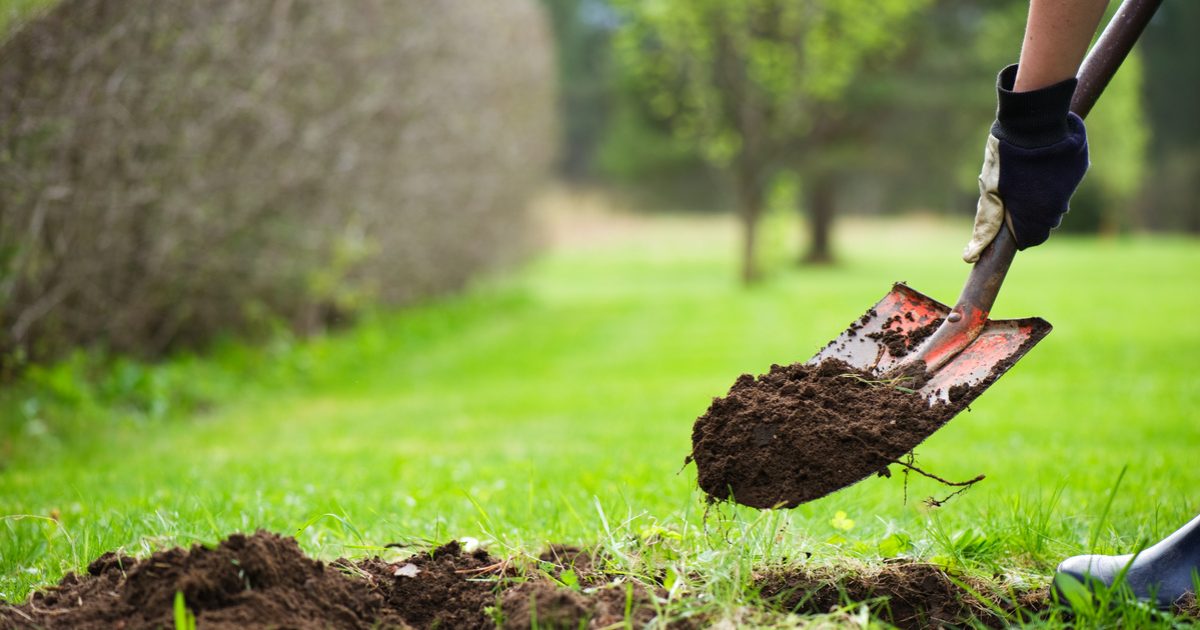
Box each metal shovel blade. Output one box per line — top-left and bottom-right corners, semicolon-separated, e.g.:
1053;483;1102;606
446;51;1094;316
808;283;1050;405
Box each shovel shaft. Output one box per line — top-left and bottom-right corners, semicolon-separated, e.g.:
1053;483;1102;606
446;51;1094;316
918;227;1017;372
908;0;1161;373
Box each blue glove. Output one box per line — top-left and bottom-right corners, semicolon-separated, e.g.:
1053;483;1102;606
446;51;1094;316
964;64;1090;263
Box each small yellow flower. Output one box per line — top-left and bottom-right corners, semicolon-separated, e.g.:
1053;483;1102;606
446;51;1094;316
830;510;855;531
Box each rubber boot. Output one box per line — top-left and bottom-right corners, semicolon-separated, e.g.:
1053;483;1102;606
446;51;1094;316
1055;513;1200;608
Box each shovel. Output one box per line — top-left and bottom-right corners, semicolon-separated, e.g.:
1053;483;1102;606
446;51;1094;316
692;0;1162;510
811;0;1161;406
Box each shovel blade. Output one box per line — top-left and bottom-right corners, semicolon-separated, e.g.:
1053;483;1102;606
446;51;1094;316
809;283;1050;404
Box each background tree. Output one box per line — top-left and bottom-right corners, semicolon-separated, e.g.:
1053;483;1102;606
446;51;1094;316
1139;1;1200;232
541;0;619;179
827;0;1150;240
612;0;926;280
545;0;1179;252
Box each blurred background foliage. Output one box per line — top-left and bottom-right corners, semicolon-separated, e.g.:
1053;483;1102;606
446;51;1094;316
0;0;1196;374
544;0;1196;265
609;0;930;278
0;0;554;374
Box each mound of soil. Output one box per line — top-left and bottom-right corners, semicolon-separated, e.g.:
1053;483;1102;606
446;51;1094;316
500;580;660;629
0;531;509;630
538;545;606;587
0;532;690;630
690;358;972;508
756;562;1046;629
502;545;677;628
362;540;506;629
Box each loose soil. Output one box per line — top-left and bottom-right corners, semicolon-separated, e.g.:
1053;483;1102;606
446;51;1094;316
499;580;661;629
23;531;1195;628
0;531;503;630
0;532;685;630
756;562;1048;629
691;358;977;508
865;313;944;358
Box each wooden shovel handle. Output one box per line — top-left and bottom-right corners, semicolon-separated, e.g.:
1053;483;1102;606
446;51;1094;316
911;0;1161;373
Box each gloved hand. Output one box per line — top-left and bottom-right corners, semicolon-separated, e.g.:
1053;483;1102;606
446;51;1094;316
963;64;1090;263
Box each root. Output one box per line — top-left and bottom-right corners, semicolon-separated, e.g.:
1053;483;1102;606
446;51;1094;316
890;454;985;507
837;373;919;393
455;559;509;575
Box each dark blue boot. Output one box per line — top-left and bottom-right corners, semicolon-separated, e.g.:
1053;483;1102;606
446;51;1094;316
1056;514;1200;608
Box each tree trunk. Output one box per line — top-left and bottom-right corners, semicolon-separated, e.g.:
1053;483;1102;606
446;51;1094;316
803;173;836;265
736;167;763;284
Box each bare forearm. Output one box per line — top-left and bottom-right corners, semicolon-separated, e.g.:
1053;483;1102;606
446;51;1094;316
1015;0;1109;91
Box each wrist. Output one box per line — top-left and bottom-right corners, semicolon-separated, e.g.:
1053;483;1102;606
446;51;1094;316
990;64;1078;149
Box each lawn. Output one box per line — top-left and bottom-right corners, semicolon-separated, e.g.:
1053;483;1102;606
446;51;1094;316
3;205;1199;626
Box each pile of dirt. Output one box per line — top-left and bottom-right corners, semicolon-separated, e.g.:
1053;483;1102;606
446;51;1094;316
6;531;1084;629
0;531;392;629
756;562;1046;629
359;540;506;629
538;544;606;587
690;358;973;508
500;580;661;629
0;531;510;629
0;533;688;630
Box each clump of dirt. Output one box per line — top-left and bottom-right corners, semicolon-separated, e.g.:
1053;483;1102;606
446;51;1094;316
756;562;1041;629
0;531;394;629
538;545;606;587
0;531;512;630
501;581;590;628
364;539;510;629
505;546;711;628
499;580;661;629
690;358;974;508
866;314;944;358
1173;593;1200;617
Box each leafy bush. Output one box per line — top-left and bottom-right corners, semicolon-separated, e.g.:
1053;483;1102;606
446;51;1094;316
0;0;555;373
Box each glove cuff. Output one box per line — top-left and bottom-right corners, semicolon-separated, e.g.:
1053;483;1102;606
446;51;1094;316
990;64;1078;149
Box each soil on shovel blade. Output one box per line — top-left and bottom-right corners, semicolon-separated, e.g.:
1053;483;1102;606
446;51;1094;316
690;358;979;508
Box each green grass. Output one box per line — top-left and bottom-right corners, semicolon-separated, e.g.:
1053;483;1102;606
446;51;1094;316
3;212;1199;626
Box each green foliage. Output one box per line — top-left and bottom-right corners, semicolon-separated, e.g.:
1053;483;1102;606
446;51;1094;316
540;0;619;178
1139;1;1200;232
594;98;703;183
1065;51;1149;234
1051;572;1188;628
612;0;927;168
610;0;929;276
1086;53;1150;195
173;591;197;630
756;172;801;268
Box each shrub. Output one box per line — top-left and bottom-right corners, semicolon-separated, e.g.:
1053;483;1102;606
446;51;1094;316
0;0;556;372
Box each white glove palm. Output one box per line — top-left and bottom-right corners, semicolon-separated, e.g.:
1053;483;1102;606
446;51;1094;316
962;136;1008;264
